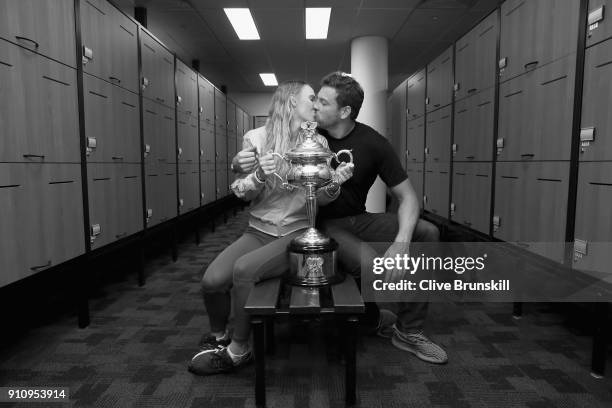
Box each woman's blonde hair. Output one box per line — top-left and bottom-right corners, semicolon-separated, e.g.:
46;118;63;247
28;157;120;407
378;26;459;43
263;80;308;188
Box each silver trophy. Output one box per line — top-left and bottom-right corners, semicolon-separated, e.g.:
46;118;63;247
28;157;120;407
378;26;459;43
271;121;353;286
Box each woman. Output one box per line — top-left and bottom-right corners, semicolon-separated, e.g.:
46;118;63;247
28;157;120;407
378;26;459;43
188;81;352;376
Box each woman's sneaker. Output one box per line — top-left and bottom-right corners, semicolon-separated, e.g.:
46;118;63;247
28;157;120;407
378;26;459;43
188;346;252;376
198;332;231;350
391;327;448;364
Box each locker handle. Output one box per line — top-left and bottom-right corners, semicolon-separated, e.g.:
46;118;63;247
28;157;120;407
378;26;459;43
463;221;472;226
15;36;39;49
520;153;535;158
524;61;539;70
109;76;121;84
156;97;165;103
30;260;51;271
23;154;45;160
465;155;475;160
115;232;127;239
112;156;124;161
434;104;440;108
467;88;477;94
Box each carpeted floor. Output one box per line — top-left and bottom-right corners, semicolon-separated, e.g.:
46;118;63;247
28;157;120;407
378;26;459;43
0;210;611;407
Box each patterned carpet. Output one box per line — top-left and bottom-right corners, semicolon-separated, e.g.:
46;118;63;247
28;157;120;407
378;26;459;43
0;210;611;408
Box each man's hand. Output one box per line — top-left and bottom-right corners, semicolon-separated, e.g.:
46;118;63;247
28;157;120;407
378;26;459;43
382;241;410;284
332;162;355;185
258;152;277;176
232;146;258;173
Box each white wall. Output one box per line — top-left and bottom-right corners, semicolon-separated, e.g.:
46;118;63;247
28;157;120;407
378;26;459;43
228;92;273;117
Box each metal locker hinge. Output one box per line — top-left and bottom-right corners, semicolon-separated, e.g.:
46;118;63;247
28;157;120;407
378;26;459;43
82;46;93;65
90;224;101;244
144;144;151;157
176;95;182;105
492;215;500;232
580;127;595;153
142;77;149;90
588;6;605;33
573;239;588;261
496;138;504;155
450;202;455;217
452;144;457;156
179;198;184;207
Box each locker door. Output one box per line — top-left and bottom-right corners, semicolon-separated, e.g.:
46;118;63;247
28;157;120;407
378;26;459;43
581;38;612;161
178;163;197;214
406;116;424;163
111;7;138;93
200;79;215;125
499;0;536;82
426;62;437;113
177;111;198;164
0;0;76;67
533;0;579;71
472;88;495;161
424;162;450;217
468;163;492;235
454;30;475;101
436;48;453;109
199;166;206;206
161;106;176;164
143;99;161;165
453;96;470;162
0;165;28;287
83;74;115;163
493;162;525;242
474;12;499;92
573;162;612;274
497;73;529;161
425;110;437;162
428;106;451;163
176;61;197;116
140;31;158;103
158;47;175;109
119;164;143;238
407;70;426;120
162;164;177;221
87;163;120;250
586;0;610;48
207;161;216;203
0;41;80;163
80;0;113;84
112;85;140;163
144;164;163;227
406;163;423;207
530;55;575;161
451;164;469;225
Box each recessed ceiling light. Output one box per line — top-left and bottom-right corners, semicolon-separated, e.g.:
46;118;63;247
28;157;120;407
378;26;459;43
224;8;260;40
306;8;331;39
259;73;278;86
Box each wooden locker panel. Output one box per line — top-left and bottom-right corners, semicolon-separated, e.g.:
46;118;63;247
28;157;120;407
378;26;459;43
473;11;499;93
426;106;451;163
111;84;140;163
80;0;114;85
406;112;423;164
178;163;199;214
390;84;407;168
87;163;120;250
199;76;215;125
140;31;174;108
215;90;227;138
453;96;470;161
581;38;612;161
0;0;76;67
110;7;138;93
176;60;197;116
493;162;526;242
177;111;198;164
573;162;612;274
452;163;492;234
200;123;215;162
117;164;143;239
161;164;178;221
144;164;164;227
454;28;475;102
227;100;237;136
426;46;453;112
405;163;423;207
455;88;495;162
499;0;537;82
216;160;228;199
0;165;27;287
407;70;426;120
142;99;161;165
0;40;80;163
451;164;469;226
497;73;529;161
424;162;450;218
199;166;207;206
206;161;216;204
533;0;579;72
586;0;610;48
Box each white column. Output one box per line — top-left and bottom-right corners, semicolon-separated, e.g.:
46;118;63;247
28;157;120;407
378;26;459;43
351;36;388;213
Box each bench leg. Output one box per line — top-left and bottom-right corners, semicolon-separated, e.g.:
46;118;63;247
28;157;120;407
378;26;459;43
512;302;522;320
265;318;275;355
253;317;266;408
345;316;358;407
591;302;608;379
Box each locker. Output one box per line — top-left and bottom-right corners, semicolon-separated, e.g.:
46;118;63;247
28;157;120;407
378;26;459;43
580;38;612;161
86;163;119;250
198;76;215;125
573;162;612;274
161;164;178;221
0;163;85;288
117;164;143;238
143;100;176;165
83;74;140;163
227;100;237;137
453;88;495;162
423;162;450;218
425;105;452;163
389;83;407;168
497;54;575;161
406;117;424;163
215;89;227;135
80;0;138;93
177;111;199;163
140;31;174;108
178;163;200;214
176;60;198;117
451;162;492;234
216;158;228;200
144;164;164;227
206;161;216;204
407;70;426;121
499;0;579;82
200;122;215;162
0;40;80;163
0;0;76;67
405;163;424;208
426;46;453;112
493;161;569;263
454;28;476;102
586;0;610;48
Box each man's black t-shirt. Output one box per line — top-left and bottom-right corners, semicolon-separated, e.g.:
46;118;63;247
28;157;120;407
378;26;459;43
319;122;408;219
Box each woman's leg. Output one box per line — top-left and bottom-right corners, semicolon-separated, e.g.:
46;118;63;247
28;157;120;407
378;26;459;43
200;231;266;335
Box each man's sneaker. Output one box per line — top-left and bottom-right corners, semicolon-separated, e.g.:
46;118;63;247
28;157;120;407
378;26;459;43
188;346;252;376
198;332;231;350
376;309;397;339
391;327;448;364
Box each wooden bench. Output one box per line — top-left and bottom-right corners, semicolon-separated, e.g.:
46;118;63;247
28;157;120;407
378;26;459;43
245;274;365;408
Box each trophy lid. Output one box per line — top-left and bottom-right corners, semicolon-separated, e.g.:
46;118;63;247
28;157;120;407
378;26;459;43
285;121;333;161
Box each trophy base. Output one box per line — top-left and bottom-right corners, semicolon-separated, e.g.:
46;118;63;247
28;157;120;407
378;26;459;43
287;235;344;287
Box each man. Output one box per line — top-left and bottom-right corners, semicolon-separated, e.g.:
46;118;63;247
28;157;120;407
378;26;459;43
231;72;447;364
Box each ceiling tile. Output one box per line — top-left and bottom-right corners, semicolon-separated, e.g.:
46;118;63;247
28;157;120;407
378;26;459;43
351;9;413;38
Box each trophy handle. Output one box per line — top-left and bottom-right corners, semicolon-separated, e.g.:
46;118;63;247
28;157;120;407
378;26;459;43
333;149;353;164
269;152;295;190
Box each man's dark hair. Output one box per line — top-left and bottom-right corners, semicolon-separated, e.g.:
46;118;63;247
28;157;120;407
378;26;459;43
320;71;364;121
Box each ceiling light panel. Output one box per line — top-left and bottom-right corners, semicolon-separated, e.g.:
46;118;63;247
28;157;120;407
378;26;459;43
306;8;331;39
224;8;260;40
259;73;278;86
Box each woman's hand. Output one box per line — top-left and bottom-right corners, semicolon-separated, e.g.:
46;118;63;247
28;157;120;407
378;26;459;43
332;162;355;185
258;153;277;176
